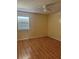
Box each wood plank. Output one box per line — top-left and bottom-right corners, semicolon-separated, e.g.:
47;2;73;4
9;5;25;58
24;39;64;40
17;37;61;59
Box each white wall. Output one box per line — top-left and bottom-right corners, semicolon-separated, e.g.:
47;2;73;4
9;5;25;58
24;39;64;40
17;12;48;40
48;12;61;41
17;12;61;41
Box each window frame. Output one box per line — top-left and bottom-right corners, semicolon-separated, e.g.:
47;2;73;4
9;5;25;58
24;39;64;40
17;16;30;31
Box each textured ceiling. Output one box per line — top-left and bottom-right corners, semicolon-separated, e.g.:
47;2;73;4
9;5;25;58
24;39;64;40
17;0;61;14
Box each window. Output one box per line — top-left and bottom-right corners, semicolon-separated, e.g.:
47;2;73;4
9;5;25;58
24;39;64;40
17;16;29;30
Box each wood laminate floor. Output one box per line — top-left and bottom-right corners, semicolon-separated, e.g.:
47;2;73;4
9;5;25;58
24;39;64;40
17;37;61;59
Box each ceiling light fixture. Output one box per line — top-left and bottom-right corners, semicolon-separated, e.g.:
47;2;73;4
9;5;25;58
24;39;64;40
43;5;47;12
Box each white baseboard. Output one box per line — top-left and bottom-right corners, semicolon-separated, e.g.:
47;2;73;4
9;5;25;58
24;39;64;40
48;36;61;41
18;35;61;41
17;35;48;41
